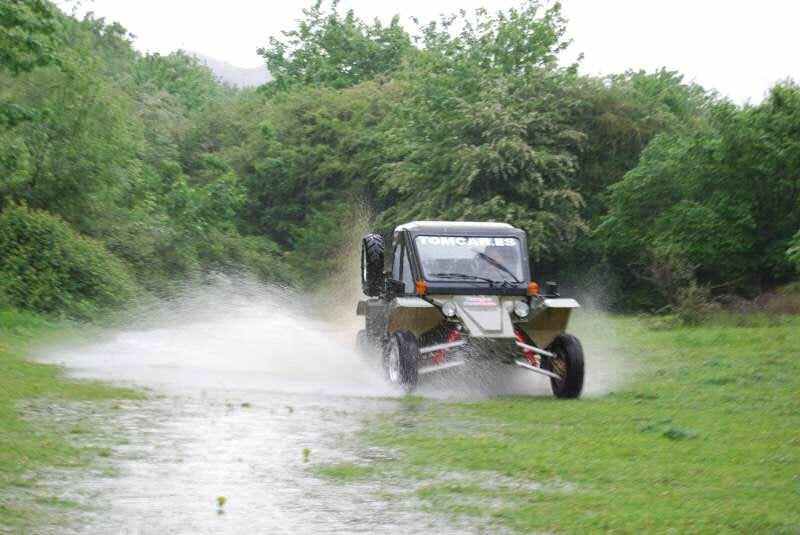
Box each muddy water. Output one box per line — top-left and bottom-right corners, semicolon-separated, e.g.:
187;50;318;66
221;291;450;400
36;279;619;533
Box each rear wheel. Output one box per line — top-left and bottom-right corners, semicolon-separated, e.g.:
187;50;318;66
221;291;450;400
385;331;419;391
543;333;584;399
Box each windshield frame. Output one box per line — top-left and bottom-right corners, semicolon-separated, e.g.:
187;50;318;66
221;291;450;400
411;233;529;287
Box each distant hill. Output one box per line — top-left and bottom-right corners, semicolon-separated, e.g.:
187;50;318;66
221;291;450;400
190;52;272;88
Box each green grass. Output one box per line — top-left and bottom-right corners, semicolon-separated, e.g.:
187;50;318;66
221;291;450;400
314;463;376;481
346;313;800;533
0;308;138;530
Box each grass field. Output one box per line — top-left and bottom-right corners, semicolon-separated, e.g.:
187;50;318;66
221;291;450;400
0;309;137;530
325;313;800;533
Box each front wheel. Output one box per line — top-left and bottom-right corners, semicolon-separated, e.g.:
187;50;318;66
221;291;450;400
385;331;419;391
543;333;584;399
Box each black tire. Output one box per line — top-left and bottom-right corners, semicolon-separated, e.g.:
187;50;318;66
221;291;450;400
361;233;384;297
543;333;584;399
385;331;419;391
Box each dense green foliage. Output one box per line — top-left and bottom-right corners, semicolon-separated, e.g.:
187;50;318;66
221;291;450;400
0;0;59;76
246;1;798;304
258;0;412;92
598;85;800;306
0;0;797;316
0;204;137;318
1;5;292;316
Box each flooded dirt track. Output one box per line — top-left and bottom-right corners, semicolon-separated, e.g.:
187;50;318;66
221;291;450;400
32;280;621;534
39;393;471;535
35;282;490;534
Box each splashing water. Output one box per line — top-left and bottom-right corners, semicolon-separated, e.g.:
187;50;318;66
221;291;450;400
45;278;392;397
44;276;627;399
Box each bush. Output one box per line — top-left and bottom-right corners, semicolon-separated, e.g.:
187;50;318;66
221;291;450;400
0;204;139;318
754;283;800;315
672;282;720;325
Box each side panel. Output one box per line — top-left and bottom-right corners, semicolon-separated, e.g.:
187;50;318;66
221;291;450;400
519;307;574;348
358;298;390;344
386;297;442;337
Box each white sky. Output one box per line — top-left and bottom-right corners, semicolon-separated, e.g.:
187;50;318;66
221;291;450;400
55;0;800;104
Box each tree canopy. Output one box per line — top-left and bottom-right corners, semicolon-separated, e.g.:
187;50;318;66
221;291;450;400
1;0;798;317
257;0;412;92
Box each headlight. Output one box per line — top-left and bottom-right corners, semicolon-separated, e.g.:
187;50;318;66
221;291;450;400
513;300;530;318
442;301;457;318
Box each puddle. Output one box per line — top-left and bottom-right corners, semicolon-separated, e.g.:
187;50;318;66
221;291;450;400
31;394;477;535
31;281;489;534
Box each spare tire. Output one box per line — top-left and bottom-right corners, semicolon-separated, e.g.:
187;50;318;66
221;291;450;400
361;233;384;297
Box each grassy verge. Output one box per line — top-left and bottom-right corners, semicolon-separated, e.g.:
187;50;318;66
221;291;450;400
0;308;138;530
324;313;800;533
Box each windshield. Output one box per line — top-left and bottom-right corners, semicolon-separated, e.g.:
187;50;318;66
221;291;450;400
414;235;525;284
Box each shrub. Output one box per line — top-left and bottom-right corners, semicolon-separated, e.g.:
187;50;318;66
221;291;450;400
754;283;800;315
673;281;720;325
0;204;139;318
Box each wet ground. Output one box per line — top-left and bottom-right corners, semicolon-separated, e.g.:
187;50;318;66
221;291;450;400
32;394;469;534
31;281;622;534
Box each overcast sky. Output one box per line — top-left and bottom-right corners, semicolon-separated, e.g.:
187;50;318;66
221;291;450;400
55;0;799;104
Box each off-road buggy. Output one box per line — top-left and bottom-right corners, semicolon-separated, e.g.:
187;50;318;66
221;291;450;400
356;221;585;398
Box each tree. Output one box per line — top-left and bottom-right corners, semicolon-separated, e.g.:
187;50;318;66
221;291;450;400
0;0;62;129
257;0;412;92
376;73;586;261
231;82;392;243
597;83;800;303
372;2;584;261
134;51;225;111
0;0;60;75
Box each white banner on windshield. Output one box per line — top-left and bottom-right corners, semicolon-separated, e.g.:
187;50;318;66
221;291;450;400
417;236;517;247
